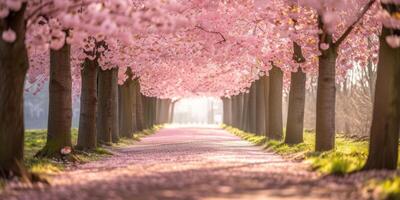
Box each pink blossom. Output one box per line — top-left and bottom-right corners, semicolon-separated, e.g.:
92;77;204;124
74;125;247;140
320;43;330;50
61;146;72;155
386;35;400;48
2;29;16;43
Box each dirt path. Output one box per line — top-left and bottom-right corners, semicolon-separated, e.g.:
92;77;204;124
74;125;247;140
1;125;364;200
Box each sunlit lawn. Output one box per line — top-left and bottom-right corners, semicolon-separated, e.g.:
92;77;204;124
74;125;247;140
223;125;400;174
24;126;162;175
223;125;400;199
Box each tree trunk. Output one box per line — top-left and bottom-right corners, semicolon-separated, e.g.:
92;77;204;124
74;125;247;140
150;97;156;126
268;65;283;140
226;98;232;126
364;27;400;170
285;70;307;144
156;99;161;124
0;4;29;178
241;92;250;131
97;68;118;145
231;95;238;128
111;69;119;143
148;97;154;127
249;82;257;133
256;78;266;135
222;98;227;124
77;58;98;150
151;97;157;126
136;83;145;131
142;96;150;129
236;95;242;128
118;78;135;138
163;99;172;124
157;99;167;124
131;79;139;132
315;47;338;151
168;101;176;123
262;75;270;136
155;98;161;124
158;98;169;124
37;41;73;158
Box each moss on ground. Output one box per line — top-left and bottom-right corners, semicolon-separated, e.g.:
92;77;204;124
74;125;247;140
222;125;399;175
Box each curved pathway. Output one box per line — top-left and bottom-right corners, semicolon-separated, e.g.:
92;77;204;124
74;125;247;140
1;125;363;200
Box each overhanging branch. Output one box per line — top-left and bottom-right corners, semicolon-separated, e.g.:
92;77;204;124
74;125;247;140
334;0;375;47
195;25;226;44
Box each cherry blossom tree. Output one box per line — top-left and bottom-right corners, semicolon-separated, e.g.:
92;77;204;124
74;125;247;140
364;0;400;170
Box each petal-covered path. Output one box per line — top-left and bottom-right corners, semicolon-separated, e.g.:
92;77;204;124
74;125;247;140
2;125;363;200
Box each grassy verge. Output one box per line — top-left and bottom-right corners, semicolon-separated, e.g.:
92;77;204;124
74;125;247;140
24;129;78;175
0;179;4;191
115;125;164;147
24;125;163;176
222;125;396;175
365;177;400;200
223;125;400;200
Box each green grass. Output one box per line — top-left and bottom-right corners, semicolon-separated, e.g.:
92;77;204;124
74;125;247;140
0;179;5;191
24;129;76;175
223;125;373;175
366;177;400;200
23;125;162;175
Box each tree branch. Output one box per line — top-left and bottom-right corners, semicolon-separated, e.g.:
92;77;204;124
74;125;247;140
195;25;226;44
334;0;374;47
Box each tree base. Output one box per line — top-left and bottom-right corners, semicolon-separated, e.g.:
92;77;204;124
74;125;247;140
98;141;113;147
35;146;80;163
0;162;49;184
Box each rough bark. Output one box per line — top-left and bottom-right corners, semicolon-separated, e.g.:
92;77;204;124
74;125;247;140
97;68;118;145
262;75;270;136
131;79;139;132
111;69;119;143
222;98;227;124
77;58;98;150
268;65;283;140
249;82;257;133
238;94;244;129
136;83;145;131
231;95;238;128
162;99;172;124
255;78;266;135
142;96;150;129
315;30;338;151
0;4;29;178
168;101;176;123
241;92;250;132
118;78;135;138
37;41;73;158
158;98;170;124
285;42;307;144
285;70;307;144
364;27;400;170
155;99;161;124
151;97;157;126
225;98;232;126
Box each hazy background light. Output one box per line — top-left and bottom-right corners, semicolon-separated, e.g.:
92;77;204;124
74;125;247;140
173;97;223;125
